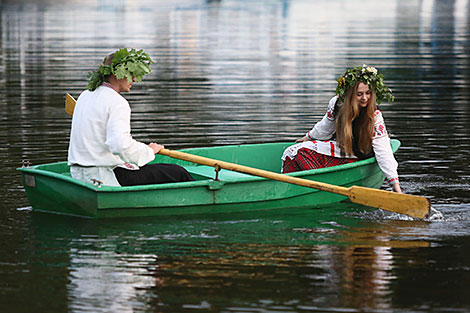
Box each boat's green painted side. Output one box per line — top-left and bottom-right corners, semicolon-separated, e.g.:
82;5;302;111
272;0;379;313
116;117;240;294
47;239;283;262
18;140;400;218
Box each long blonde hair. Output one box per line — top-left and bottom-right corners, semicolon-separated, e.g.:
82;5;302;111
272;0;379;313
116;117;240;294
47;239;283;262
335;82;376;156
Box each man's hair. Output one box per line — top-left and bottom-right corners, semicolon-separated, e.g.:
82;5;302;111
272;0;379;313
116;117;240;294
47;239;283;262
102;54;114;81
103;54;114;66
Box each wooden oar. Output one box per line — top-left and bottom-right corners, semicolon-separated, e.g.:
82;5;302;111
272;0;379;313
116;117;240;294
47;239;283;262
159;148;430;218
65;93;76;116
64;93;430;218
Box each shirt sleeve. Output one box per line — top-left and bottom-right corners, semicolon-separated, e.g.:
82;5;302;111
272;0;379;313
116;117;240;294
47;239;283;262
306;96;338;140
105;99;155;167
372;110;399;185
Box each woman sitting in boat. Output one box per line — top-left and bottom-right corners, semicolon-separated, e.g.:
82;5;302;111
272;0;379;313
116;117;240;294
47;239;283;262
68;48;194;187
281;65;402;193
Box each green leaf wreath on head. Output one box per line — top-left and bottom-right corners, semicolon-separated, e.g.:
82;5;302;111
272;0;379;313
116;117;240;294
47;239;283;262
87;48;155;91
335;64;394;104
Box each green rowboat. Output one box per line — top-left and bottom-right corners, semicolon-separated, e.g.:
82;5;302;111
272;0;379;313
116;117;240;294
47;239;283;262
18;140;400;218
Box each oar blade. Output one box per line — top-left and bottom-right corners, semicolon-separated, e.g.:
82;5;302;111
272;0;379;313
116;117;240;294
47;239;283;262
65;93;76;116
348;186;430;218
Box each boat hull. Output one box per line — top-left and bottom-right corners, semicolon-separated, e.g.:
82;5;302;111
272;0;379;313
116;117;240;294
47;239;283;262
18;140;400;218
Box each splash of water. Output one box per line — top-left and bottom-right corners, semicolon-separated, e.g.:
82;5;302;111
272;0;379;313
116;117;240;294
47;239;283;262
351;206;445;221
427;207;444;221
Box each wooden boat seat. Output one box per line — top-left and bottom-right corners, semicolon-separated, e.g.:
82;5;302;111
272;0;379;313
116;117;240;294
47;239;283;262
185;165;253;181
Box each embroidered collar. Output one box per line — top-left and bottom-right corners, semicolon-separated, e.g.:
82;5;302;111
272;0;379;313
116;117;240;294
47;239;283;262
101;82;119;93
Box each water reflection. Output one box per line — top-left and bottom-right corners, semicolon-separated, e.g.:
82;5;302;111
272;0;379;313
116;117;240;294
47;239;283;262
69;250;156;312
59;206;437;312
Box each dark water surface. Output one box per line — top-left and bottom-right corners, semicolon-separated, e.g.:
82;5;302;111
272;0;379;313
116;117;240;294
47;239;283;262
1;0;470;312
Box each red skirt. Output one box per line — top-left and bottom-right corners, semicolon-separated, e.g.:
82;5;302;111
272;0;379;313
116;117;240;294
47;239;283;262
282;148;357;173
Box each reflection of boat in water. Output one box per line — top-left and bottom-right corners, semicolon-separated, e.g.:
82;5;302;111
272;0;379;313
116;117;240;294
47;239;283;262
30;205;429;312
18;140;400;218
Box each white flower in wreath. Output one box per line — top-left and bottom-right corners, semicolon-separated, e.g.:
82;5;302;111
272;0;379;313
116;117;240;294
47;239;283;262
367;66;378;75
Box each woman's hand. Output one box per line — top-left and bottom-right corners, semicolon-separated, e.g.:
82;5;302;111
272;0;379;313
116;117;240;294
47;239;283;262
392;182;402;193
295;136;309;143
149;142;164;154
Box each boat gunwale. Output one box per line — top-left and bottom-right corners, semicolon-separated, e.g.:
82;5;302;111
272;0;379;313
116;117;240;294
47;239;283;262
17;140;400;192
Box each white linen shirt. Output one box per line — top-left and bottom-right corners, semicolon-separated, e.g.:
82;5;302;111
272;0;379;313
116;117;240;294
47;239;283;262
282;96;399;185
68;86;155;186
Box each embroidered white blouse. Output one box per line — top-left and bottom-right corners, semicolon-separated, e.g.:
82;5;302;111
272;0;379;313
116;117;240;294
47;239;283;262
67;86;155;186
282;96;399;185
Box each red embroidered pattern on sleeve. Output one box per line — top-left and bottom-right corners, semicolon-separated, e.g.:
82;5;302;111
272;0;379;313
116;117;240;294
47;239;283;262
374;111;388;137
326;108;334;120
375;123;387;137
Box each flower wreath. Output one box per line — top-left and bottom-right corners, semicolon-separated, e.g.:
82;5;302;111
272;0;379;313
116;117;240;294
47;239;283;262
335;64;394;104
87;48;154;91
